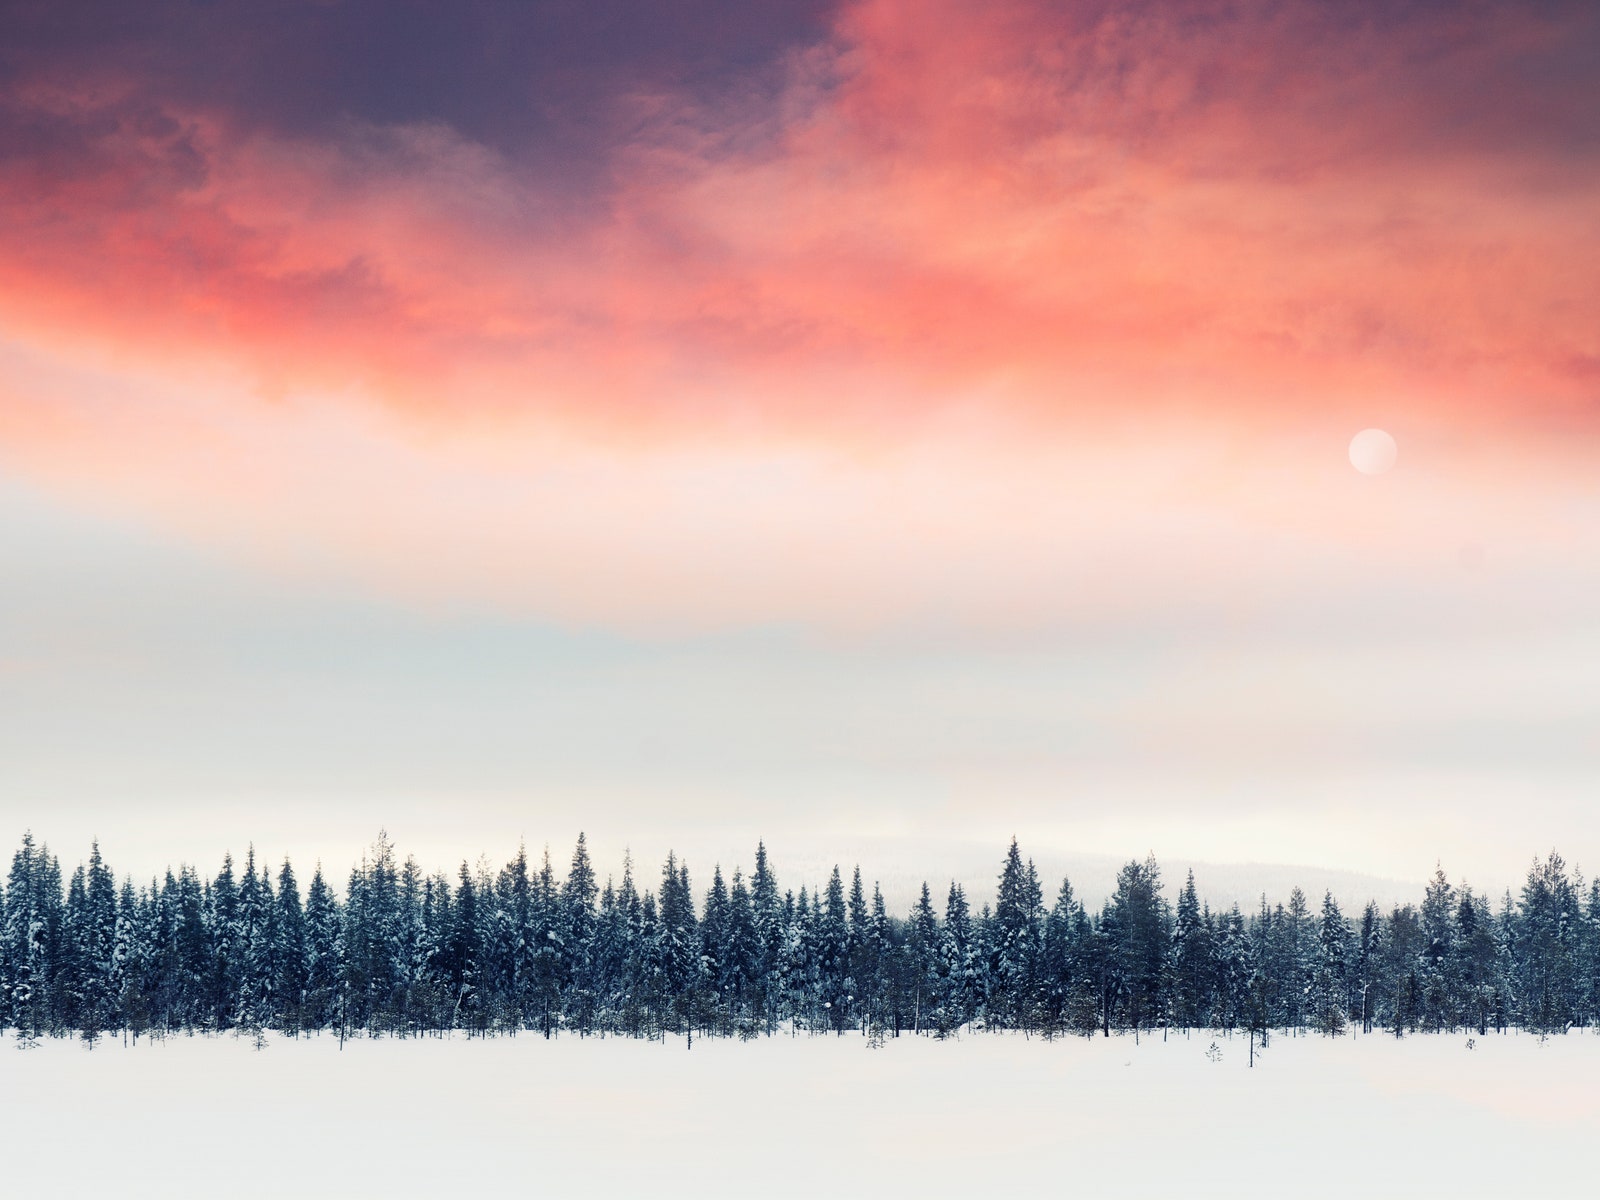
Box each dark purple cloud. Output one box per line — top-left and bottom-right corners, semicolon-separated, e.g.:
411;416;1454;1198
0;0;838;186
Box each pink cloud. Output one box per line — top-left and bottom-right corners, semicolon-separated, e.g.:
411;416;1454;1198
0;0;1595;445
0;0;1596;627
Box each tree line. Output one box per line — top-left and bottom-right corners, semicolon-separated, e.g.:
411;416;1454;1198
2;830;1595;1046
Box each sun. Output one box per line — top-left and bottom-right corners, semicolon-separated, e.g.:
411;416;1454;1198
1348;428;1397;475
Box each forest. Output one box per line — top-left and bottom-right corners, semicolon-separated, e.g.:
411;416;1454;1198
2;831;1593;1046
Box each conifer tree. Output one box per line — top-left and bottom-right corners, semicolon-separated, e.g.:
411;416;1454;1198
447;863;486;1034
303;865;343;1033
939;883;977;1033
1513;852;1579;1033
750;842;782;1032
990;840;1043;1030
724;870;758;1032
561;834;599;1033
80;841;119;1041
274;859;307;1034
236;847;277;1034
1311;891;1349;1035
907;882;941;1034
1418;866;1456;1031
817;868;851;1033
657;853;699;1039
1107;856;1169;1040
1170;870;1212;1033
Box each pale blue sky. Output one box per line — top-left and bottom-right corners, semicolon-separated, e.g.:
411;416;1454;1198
4;467;1596;901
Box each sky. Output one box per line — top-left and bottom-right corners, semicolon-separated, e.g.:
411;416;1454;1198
1;0;1597;901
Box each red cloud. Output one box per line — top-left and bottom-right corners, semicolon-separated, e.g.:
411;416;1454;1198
0;0;1595;448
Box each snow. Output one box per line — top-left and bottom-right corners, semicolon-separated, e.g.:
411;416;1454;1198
5;1028;1596;1197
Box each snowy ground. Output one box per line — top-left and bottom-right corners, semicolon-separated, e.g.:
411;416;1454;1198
4;1027;1595;1198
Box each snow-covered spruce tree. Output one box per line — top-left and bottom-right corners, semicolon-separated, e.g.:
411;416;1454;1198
206;854;243;1031
723;869;759;1036
529;848;563;1037
1379;903;1424;1036
1212;904;1250;1035
445;862;486;1035
938;882;976;1035
590;869;626;1032
1418;866;1457;1032
1579;878;1600;1029
302;865;342;1034
750;842;783;1034
1311;891;1349;1036
491;844;533;1031
1452;887;1502;1036
1106;856;1169;1042
634;886;665;1037
657;853;699;1041
560;834;599;1035
235;847;277;1036
846;867;870;1034
110;878;151;1042
1353;902;1381;1034
1282;887;1313;1033
816;867;850;1034
167;866;209;1031
59;864;91;1038
777;885;816;1033
1170;870;1213;1034
1512;852;1580;1034
866;882;898;1037
989;839;1044;1032
80;841;119;1043
698;864;731;1036
906;882;941;1034
4;834;63;1042
273;859;307;1035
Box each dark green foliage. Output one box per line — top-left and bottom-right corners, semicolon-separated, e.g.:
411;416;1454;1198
3;832;1595;1045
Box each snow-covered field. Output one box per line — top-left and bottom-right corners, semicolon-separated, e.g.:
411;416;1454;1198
5;1028;1595;1198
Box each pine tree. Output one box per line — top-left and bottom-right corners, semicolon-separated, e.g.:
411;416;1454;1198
724;869;758;1033
303;865;343;1034
777;886;816;1031
1513;852;1579;1034
273;859;307;1034
236;847;277;1034
447;862;486;1034
750;842;783;1033
1380;904;1424;1036
561;834;599;1034
817;867;851;1033
208;853;242;1031
1170;870;1212;1033
865;883;895;1036
1282;887;1313;1032
1453;887;1501;1036
657;853;699;1040
1107;856;1169;1040
907;882;941;1034
1419;866;1456;1031
1312;891;1349;1035
1354;901;1382;1033
111;878;151;1041
1213;904;1251;1034
530;848;563;1036
938;883;977;1034
990;839;1043;1030
79;841;119;1042
4;835;60;1041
